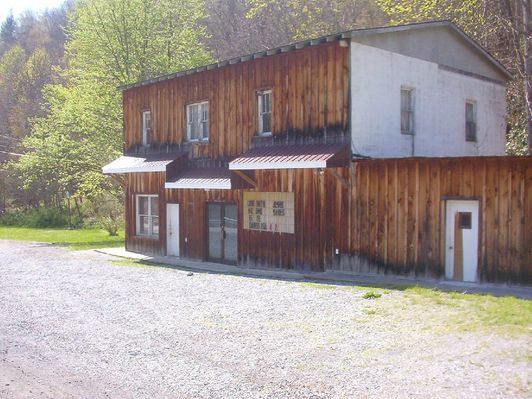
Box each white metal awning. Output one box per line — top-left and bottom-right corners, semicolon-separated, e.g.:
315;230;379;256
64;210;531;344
102;153;185;174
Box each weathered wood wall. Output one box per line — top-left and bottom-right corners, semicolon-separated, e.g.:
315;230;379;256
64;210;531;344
334;156;532;284
125;157;532;284
126;167;350;271
122;41;349;157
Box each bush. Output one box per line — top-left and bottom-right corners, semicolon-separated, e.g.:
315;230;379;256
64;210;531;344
85;194;124;236
0;207;69;228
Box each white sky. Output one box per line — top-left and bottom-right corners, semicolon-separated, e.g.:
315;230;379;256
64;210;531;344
0;0;66;24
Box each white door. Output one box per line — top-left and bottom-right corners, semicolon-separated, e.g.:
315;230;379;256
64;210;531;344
445;200;479;282
166;203;180;257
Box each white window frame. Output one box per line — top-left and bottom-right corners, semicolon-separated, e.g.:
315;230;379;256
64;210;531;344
257;89;272;136
400;87;415;135
142;110;151;146
135;194;159;238
186;101;209;141
465;100;477;142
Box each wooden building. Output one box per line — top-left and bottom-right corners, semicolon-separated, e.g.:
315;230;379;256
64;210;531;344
103;21;531;285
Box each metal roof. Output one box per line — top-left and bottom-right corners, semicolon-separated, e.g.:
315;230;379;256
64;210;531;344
229;143;350;170
120;20;510;92
102;152;186;174
165;167;231;189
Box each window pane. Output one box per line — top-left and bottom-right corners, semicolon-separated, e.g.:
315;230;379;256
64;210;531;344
202;121;209;139
262;113;272;133
138;196;149;215
150;197;159;216
152;216;159;236
401;89;413;134
401;90;409;111
139;216;149;235
466;103;474;122
264;93;271;112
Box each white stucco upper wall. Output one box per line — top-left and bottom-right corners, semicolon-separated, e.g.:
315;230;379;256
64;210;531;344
350;42;507;158
350;25;509;83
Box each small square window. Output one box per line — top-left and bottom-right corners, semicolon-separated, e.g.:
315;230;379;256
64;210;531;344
458;212;472;229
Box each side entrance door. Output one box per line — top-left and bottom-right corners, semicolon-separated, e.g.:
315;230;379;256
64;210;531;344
445;200;479;282
207;203;238;264
166;203;180;256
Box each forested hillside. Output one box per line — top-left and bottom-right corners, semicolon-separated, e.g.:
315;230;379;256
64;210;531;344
0;0;529;226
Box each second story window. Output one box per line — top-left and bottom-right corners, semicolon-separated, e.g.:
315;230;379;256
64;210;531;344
186;101;209;141
465;101;477;142
142;110;151;146
257;90;272;136
400;87;415;135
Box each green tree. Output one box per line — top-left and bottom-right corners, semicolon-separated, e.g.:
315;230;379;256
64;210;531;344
12;0;212;213
0;12;17;51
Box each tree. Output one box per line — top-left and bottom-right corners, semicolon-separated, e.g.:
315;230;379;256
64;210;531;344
0;12;16;51
204;0;387;60
12;0;212;211
498;0;531;154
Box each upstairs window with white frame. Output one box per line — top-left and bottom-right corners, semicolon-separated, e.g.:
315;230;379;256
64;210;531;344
186;101;209;141
400;87;415;135
136;195;159;238
465;101;477;142
142;110;151;146
257;90;272;136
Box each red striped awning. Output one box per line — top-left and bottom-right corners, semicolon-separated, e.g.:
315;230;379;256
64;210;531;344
228;143;350;170
165;167;254;190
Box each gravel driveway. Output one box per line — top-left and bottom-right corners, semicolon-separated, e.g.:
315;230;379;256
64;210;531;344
0;240;529;399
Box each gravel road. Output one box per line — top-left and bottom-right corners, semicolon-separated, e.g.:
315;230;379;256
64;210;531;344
0;240;529;399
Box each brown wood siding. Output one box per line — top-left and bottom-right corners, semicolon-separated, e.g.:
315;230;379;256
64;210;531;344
122;41;349;156
125;172;167;255
340;157;532;284
124;157;532;284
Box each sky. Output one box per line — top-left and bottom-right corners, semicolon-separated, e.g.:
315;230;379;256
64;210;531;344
0;0;65;24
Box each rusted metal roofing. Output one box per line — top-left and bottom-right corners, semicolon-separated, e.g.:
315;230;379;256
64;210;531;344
165;167;232;189
120;20;510;92
165;165;257;190
229;143;350;170
102;152;186;174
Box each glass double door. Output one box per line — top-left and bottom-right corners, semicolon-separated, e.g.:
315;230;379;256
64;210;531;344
207;203;237;264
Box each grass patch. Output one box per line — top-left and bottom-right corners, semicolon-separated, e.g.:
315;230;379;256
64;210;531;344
0;226;124;250
362;291;382;300
401;286;532;334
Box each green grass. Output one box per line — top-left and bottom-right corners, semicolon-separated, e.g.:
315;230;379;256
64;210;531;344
0;226;124;250
303;281;531;334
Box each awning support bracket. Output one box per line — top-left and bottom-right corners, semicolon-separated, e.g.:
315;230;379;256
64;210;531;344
233;170;257;188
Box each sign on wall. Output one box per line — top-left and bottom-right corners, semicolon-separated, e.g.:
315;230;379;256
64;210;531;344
243;192;294;234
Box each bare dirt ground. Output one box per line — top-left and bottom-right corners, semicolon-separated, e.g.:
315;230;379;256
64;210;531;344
0;240;530;399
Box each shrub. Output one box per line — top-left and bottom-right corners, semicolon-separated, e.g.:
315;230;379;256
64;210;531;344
0;207;69;228
85;194;124;236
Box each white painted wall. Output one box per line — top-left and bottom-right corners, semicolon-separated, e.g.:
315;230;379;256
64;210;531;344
350;42;507;158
